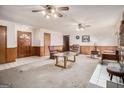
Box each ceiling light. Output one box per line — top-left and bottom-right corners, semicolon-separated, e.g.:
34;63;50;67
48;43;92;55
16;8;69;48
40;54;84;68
41;11;46;15
76;27;85;31
53;14;57;18
46;15;50;19
51;9;55;13
80;28;85;31
77;23;85;31
76;28;80;31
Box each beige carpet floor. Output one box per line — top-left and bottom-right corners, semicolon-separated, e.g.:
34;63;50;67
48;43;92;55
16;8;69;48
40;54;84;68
0;55;98;88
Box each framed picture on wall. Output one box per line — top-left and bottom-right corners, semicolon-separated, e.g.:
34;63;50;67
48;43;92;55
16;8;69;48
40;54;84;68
82;35;90;42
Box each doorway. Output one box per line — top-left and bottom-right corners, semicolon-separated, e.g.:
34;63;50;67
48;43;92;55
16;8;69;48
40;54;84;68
44;33;51;56
0;26;7;64
17;31;32;58
63;35;70;51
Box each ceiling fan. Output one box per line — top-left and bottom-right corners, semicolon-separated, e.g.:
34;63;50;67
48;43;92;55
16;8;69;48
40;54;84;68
32;5;69;19
77;23;91;31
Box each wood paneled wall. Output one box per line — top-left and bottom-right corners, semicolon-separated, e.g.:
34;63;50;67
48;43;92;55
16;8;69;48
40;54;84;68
5;45;117;63
32;47;41;56
32;45;117;56
7;48;17;62
32;46;44;56
80;46;117;55
6;45;63;63
80;46;94;55
32;45;63;57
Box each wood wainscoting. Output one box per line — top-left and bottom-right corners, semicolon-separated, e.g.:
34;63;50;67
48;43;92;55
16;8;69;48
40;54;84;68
3;45;117;63
80;46;117;55
32;46;44;56
32;45;63;56
32;46;41;56
80;46;94;55
7;48;17;62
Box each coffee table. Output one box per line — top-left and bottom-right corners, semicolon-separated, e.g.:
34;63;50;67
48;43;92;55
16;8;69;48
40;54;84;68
54;52;77;68
107;63;124;84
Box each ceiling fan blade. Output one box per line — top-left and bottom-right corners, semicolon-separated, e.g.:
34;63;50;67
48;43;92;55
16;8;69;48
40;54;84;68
56;13;63;17
85;25;91;27
32;10;42;12
41;5;54;9
58;7;69;11
40;5;47;8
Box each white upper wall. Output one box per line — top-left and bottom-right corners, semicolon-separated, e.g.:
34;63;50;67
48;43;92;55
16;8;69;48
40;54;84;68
33;28;63;46
0;19;35;48
69;11;122;46
0;19;63;48
0;19;16;48
70;24;120;46
0;18;120;47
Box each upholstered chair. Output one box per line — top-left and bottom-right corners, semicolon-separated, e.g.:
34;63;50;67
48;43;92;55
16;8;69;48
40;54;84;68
48;46;58;59
70;44;80;55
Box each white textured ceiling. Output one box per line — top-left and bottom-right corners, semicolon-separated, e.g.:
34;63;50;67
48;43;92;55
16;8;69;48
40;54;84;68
0;5;124;34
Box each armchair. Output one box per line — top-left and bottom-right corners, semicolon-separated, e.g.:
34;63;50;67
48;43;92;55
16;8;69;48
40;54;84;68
70;44;80;55
48;46;58;59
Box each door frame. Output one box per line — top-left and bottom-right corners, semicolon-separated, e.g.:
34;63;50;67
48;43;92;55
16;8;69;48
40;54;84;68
0;25;7;63
17;31;32;58
44;33;51;56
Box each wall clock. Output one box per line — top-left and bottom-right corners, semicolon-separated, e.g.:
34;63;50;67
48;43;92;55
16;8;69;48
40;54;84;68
76;35;80;39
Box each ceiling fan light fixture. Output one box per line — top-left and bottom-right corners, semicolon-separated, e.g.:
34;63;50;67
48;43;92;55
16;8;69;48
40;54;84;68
51;9;56;13
41;10;46;15
76;28;80;31
77;23;85;31
53;13;57;18
32;5;69;19
46;15;50;19
80;28;85;31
